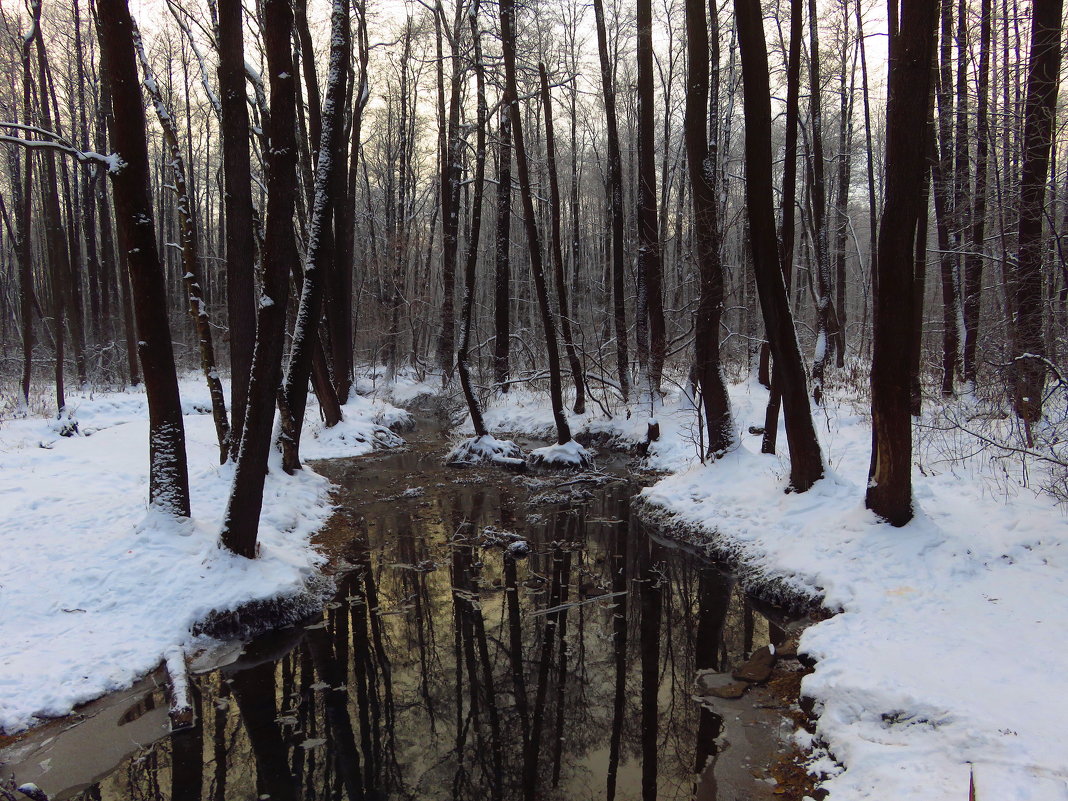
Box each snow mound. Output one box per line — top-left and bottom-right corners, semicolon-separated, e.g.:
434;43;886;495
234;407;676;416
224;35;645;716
527;439;594;470
446;434;526;469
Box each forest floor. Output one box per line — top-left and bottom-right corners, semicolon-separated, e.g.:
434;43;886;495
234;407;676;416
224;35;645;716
453;370;1068;801
1;367;1065;800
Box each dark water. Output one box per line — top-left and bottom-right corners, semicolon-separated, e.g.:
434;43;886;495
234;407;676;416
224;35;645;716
1;418;801;801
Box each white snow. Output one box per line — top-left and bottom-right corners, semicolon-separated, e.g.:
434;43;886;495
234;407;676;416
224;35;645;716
0;374;409;734
164;645;191;722
446;434;525;467
5;365;1068;800
354;365;442;405
528;438;593;469
471;375;1068;801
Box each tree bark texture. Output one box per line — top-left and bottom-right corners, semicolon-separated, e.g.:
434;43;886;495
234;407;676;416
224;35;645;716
281;0;350;473
734;0;824;492
684;0;733;456
867;0;938;526
499;0;572;444
1012;0;1062;424
98;0;190;517
539;63;586;415
220;0;299;557
218;0;256;457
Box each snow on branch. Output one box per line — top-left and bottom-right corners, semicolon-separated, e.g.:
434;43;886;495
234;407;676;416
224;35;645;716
0;123;121;172
164;0;223;115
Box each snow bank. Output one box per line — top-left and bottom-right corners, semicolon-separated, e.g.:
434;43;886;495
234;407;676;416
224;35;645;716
636;384;1068;801
0;375;408;734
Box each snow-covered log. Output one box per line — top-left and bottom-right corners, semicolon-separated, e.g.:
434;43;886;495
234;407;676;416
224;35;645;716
164;646;194;731
447;434;526;470
527;440;593;470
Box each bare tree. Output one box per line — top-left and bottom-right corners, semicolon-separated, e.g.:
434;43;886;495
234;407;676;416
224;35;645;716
97;0;190;517
132;21;229;462
867;0;938;526
220;0;300;557
280;0;351;473
807;0;833;405
499;0;573;447
217;0;256;458
637;0;666;434
592;0;629;402
539;63;586;414
1011;0;1062;428
734;0;824;492
762;0;803;455
493;107;512;391
963;0;993;391
684;0;732;456
457;0;490;437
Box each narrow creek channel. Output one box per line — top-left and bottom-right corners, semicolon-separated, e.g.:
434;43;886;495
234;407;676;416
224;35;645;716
1;409;811;800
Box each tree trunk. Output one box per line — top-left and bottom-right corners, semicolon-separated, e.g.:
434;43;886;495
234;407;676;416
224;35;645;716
499;0;572;444
637;0;666;423
807;0;832;405
436;9;461;380
867;0;938;526
761;0;803;455
684;0;732;456
330;0;370;403
16;8;37;409
592;0;629;403
832;3;855;370
963;0;993;389
218;0;256;458
133;22;230;463
38;35;88;391
855;0;879;334
493;108;512;390
280;0;350;473
458;1;489;437
539;64;586;415
219;0;299;558
909;96;934;417
95;47;138;386
734;0;824;492
933;0;961;397
1011;0;1062;426
97;0;190;517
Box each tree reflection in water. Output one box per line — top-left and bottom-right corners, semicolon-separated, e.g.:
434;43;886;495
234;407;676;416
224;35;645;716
69;470;782;801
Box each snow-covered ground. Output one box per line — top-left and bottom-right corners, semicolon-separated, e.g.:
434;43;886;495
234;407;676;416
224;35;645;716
3;365;1065;800
0;374;409;735
471;377;1068;801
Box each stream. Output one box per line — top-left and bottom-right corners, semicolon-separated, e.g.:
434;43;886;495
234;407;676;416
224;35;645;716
1;409;809;800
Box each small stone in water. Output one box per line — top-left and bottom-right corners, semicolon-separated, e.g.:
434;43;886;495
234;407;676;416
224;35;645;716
706;681;751;699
